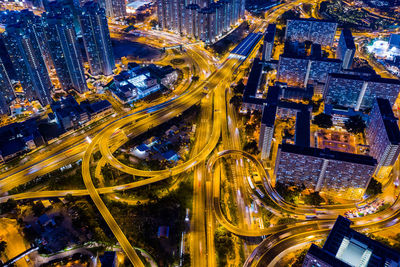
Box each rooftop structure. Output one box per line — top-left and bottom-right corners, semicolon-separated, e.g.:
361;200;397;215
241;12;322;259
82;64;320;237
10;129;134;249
0;118;44;162
230;32;263;59
111;64;177;104
51;95;111;130
303;216;400;267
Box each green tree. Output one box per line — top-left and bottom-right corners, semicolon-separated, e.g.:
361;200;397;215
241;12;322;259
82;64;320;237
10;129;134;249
215;227;233;266
65;193;74;202
32;201;45;217
0;241;7;255
365;178;382;196
344;115;366;134
304;192;324;206
312;113;333;128
292;249;308;267
302;3;313;14
233;80;245;94
230;95;242;107
277;10;300;25
243;140;259;154
0;198;17;214
150;19;158;28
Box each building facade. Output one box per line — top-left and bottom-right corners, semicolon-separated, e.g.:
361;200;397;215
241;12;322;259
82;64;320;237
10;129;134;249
98;0;126;18
367;98;400;175
80;1;115;76
3;18;53;106
0;57;14;114
43;11;88;93
262;24;276;61
285;18;337;46
259;104;276;160
277;55;342;88
324;73;400;111
274;144;376;199
336;29;356;69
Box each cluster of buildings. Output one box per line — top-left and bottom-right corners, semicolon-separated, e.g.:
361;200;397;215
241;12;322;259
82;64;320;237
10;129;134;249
156;0;245;43
0;0;115;115
50;95;112;131
0;96;111;162
367;34;400;77
31;0;127;18
242;18;400;199
111;63;178;104
303;216;400;267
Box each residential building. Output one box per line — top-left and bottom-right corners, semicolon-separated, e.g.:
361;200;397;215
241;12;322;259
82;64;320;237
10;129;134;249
0;57;14;114
303;216;400;267
79;1;115;76
259;104;276;160
43;9;88;93
157;0;245;43
324;73;400;111
277;55;342;88
367;98;400;176
51;95;111;130
263;23;276;61
274;144;376;199
3;16;53;106
98;0;126;18
285;18;337;46
0;118;45;162
337;28;356;69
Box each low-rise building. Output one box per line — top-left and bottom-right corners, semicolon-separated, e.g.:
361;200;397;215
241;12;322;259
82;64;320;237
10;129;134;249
111;65;177;104
51;95;112;131
0;118;44;162
303;216;400;267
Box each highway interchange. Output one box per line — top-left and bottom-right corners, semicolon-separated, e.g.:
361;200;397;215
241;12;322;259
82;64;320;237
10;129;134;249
1;0;400;266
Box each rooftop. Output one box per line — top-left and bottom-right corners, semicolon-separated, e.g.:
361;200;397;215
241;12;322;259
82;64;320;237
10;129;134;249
261;104;277;127
341;28;356;50
279;143;377;166
323;216;400;266
376;98;400;144
231;32;263;57
264;23;276;43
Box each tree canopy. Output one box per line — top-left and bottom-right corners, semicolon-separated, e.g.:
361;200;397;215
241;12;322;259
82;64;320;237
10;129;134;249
344;115;366;134
312;113;333;129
